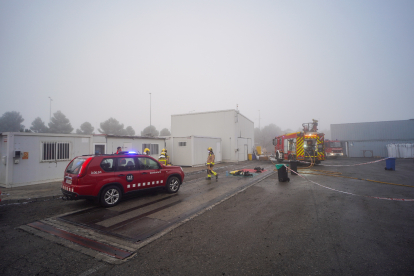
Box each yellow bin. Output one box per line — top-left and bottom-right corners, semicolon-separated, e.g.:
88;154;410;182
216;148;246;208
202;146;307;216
248;154;252;160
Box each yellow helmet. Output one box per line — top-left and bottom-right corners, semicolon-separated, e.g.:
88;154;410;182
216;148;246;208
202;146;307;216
162;148;166;151
207;147;212;151
144;148;150;153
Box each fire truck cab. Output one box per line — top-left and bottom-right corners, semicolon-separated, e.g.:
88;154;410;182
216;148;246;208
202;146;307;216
273;120;325;164
325;139;344;158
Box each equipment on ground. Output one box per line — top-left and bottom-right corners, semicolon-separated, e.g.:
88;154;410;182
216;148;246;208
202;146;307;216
273;119;325;164
229;170;253;177
254;167;264;173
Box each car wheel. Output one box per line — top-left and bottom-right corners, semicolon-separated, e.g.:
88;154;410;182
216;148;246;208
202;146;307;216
100;186;122;207
166;176;180;193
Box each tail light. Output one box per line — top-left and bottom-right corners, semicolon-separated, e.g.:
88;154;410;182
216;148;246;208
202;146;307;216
78;157;93;178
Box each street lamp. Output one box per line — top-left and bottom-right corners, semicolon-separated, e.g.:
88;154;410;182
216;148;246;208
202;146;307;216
48;97;53;122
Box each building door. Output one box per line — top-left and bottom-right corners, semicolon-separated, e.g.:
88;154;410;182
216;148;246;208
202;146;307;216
216;141;222;162
237;138;248;161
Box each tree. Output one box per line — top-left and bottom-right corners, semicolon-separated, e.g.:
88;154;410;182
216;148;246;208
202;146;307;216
0;111;24;132
76;122;94;134
141;125;159;137
254;124;284;154
30;117;49;133
98;118;126;135
48;110;74;134
160;128;171;136
125;126;135;136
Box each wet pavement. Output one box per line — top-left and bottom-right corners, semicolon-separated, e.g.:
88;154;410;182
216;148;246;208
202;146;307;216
1;158;414;274
17;160;275;264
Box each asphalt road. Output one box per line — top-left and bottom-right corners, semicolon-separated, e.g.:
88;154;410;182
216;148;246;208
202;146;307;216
1;158;413;275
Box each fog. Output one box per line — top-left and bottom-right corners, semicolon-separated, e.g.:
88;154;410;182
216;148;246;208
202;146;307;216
1;0;413;135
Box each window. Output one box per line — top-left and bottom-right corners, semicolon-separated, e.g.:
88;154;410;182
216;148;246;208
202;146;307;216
142;143;159;154
101;158;115;172
137;157;160;170
179;142;187;146
116;157;136;171
66;157;87;174
41;142;70;161
150;144;159;154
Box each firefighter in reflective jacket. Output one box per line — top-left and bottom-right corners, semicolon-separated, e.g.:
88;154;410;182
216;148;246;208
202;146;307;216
144;148;150;155
206;147;218;180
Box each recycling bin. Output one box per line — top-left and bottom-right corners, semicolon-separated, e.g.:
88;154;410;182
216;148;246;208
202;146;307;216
385;158;396;171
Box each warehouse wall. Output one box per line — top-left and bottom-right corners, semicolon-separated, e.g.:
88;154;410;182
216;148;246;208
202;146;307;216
346;140;414;157
331;120;414;141
331;120;414;158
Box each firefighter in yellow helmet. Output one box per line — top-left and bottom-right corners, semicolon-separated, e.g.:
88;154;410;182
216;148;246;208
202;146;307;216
206;147;218;180
144;148;150;155
159;148;170;165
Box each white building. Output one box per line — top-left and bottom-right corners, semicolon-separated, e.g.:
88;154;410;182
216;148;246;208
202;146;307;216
0;132;166;188
164;136;222;167
171;109;254;163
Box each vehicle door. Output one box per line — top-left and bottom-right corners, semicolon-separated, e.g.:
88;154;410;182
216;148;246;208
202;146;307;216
114;156;141;193
137;157;166;188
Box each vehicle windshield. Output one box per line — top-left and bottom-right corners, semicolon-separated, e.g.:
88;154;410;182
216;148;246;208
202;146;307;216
66;158;87;174
304;139;316;150
330;142;341;148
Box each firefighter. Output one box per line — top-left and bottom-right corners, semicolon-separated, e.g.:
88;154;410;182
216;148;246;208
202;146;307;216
144;148;150;155
162;149;170;164
159;148;170;165
206;147;218;180
116;147;122;154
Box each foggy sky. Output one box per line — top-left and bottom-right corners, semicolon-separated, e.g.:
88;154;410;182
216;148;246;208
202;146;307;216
1;0;413;135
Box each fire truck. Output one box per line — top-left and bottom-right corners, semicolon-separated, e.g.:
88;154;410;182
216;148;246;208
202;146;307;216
273;120;325;164
324;139;344;158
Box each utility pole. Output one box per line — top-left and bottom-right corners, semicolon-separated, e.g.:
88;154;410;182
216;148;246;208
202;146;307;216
48;97;53;122
149;93;152;136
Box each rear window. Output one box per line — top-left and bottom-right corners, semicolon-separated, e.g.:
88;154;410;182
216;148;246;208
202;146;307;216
66;158;87;174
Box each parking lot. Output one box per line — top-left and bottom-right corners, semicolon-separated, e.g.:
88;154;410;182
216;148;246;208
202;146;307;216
1;158;414;275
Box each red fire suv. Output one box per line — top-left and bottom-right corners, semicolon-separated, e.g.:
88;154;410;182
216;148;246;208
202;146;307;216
61;152;185;207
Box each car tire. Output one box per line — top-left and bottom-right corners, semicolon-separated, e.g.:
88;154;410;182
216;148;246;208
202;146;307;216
166;176;180;194
100;186;122;207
